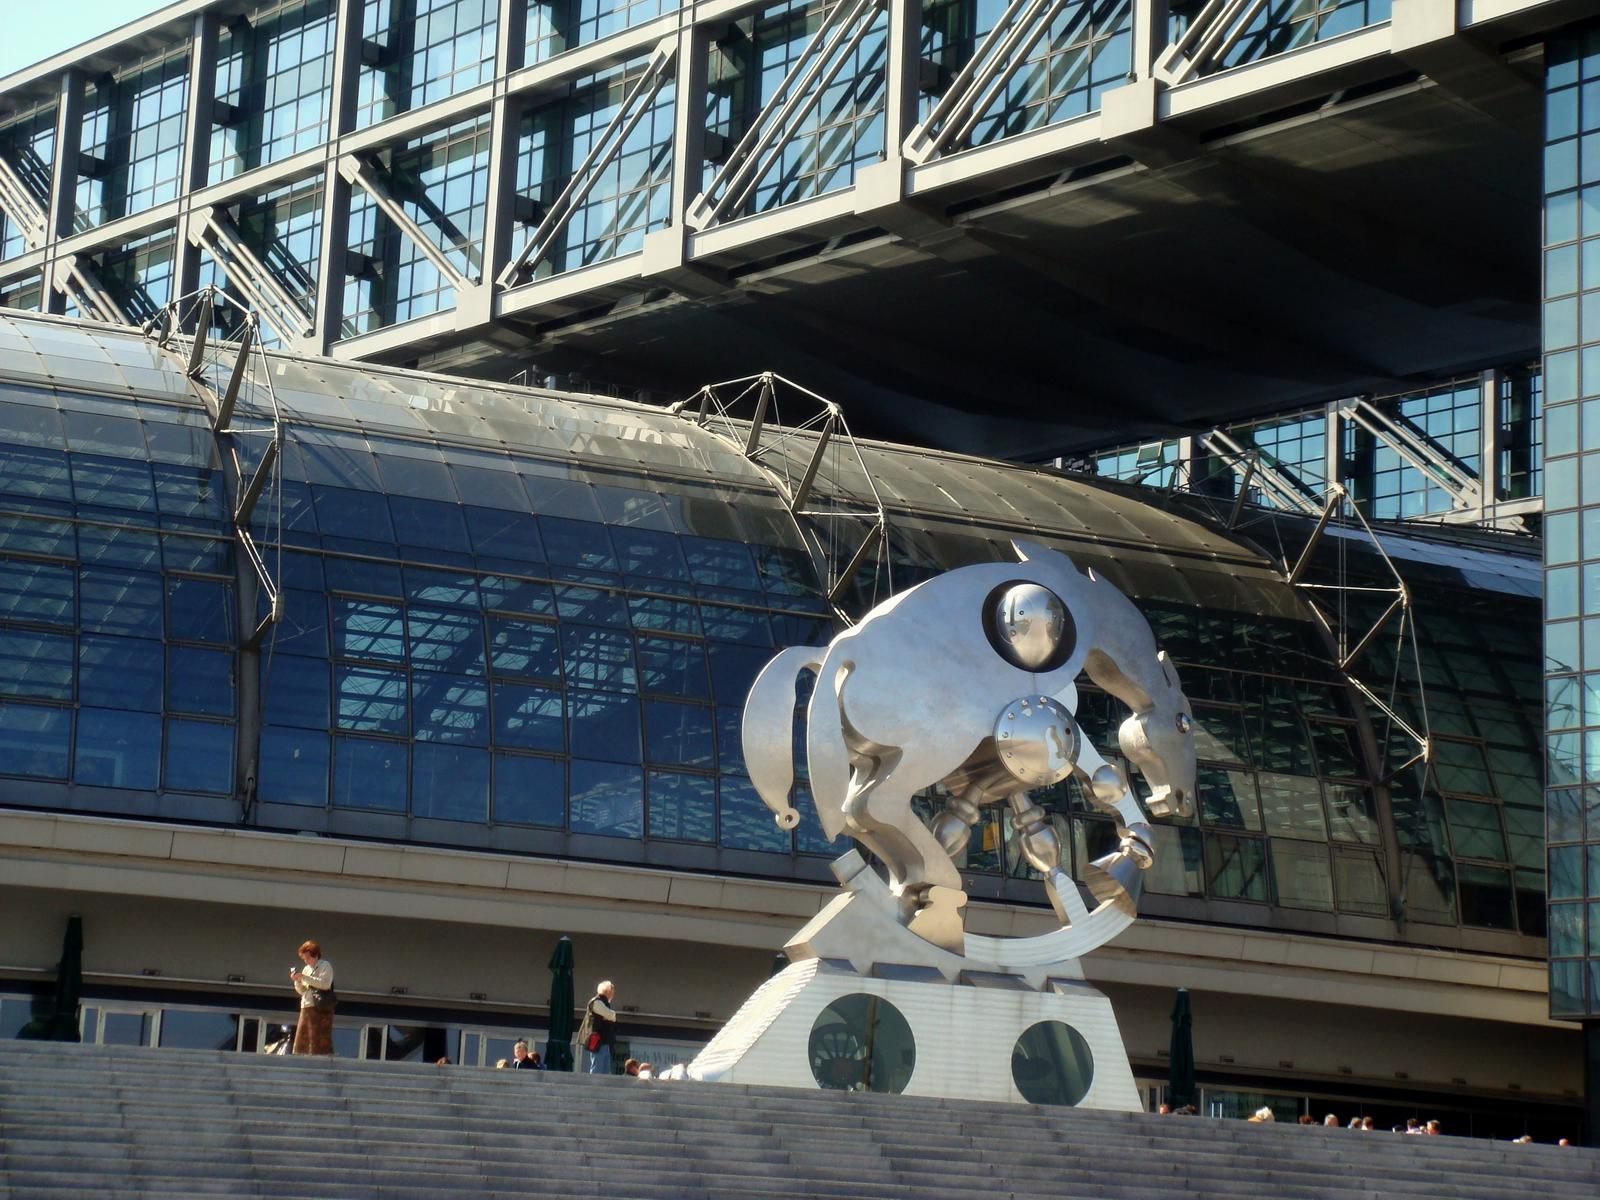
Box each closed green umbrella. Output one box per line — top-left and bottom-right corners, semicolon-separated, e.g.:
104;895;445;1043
543;935;575;1072
18;914;82;1042
1168;987;1196;1111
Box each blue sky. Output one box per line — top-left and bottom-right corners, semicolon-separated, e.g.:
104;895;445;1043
0;0;173;78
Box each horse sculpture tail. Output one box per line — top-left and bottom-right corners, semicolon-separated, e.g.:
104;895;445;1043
742;646;826;830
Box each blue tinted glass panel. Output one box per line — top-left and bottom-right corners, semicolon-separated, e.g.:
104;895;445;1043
163;719;234;793
648;770;715;842
628;595;701;635
682;537;761;592
412;672;489;745
75;708;160;789
466;506;544;560
569;759;643;837
167;578;234;644
412;743;489;821
0;446;73;501
167;646;235;716
324;551;402;596
489;616;561;679
404;566;481;609
637;635;710;698
707;640;771;702
333;735;408;811
71;454;156;512
274;589;329;656
0;498;75;558
554;584;629;626
479;573;555;615
79;634;162;710
333;598;406;661
389;496;470;553
408;606;486;672
562;625;636;692
719;773;789;852
78;517;161;571
493;752;564;826
0;628;73;700
492;681;564;752
771;611;833;645
568;689;640;763
259;726;330;806
312;485;397;542
152;464;226;520
644;699;715;768
335;664;408;733
0;701;70;778
699;604;773;646
539;517;616;572
80;570;164;638
160;527;230;575
716;705;745;775
612;527;689;582
0;559;75;626
262;654;330;728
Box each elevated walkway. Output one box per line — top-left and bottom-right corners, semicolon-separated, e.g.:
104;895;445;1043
1;1040;1596;1199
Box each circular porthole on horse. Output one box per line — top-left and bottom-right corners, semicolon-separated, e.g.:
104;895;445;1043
1011;1020;1094;1106
807;993;915;1094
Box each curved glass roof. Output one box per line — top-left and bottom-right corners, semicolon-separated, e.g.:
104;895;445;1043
0;310;1545;957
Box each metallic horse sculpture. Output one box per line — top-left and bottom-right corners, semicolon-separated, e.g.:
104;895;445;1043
743;541;1196;955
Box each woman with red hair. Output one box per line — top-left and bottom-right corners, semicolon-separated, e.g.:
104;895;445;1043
289;939;336;1055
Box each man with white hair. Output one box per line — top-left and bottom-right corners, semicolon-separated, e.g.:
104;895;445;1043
576;979;617;1074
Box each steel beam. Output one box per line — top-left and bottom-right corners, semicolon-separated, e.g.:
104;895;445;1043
175;10;220;305
313;0;366;354
341;154;476;291
498;40;677;285
190;207;316;346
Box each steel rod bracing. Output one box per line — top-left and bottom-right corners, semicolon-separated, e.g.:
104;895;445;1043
668;372;890;624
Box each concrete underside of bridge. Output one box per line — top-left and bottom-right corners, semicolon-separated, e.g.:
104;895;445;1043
387;63;1541;461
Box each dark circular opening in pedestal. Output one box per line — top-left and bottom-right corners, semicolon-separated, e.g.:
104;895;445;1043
807;993;915;1093
1011;1020;1094;1105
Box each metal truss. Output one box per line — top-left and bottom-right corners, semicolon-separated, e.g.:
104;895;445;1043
0;148;128;322
1197;427;1323;521
903;0;1109;163
1154;0;1267;86
669;372;891;620
189;207;316;350
1284;484;1431;782
143;286;286;650
499;39;677;284
341;153;478;291
1340;396;1485;521
684;0;885;231
0;151;48;248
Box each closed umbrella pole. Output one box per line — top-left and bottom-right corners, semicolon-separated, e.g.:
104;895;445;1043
1168;986;1196;1111
18;914;83;1042
544;935;575;1072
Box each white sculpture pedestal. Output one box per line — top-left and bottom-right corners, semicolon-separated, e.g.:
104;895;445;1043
687;852;1140;1109
688;957;1140;1109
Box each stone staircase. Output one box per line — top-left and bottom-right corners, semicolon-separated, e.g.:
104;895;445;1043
1;1040;1596;1199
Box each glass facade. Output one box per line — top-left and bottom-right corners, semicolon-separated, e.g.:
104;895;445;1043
0;311;1547;958
0;101;55;262
1169;0;1392;76
75;53;190;230
344;118;489;331
358;0;498;129
212;0;338;179
526;0;679;66
1088;372;1542;520
707;0;888;218
518;59;676;276
1544;27;1600;1019
921;0;1132;143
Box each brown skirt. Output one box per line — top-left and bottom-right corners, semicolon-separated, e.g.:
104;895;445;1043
293;1005;334;1055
